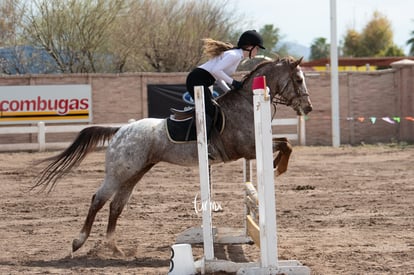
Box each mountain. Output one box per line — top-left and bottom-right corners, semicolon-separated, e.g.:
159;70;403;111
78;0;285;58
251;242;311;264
283;41;310;60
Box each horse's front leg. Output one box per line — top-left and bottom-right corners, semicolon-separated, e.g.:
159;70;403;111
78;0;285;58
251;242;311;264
272;137;292;176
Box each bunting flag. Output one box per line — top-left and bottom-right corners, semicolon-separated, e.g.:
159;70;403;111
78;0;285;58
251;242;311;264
303;116;414;123
382;117;395;124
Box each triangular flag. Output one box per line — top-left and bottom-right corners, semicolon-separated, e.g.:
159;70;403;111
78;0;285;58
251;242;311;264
405;116;414;122
393;117;401;123
382;117;395;124
370;117;377;124
357;117;365;122
346;117;354;121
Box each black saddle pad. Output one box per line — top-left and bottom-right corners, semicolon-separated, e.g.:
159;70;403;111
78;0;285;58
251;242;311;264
166;111;223;143
166;116;197;142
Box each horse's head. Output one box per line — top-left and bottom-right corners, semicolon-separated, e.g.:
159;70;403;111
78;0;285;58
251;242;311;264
244;57;313;115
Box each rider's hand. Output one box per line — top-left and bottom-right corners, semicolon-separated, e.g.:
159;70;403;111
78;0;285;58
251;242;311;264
232;80;243;89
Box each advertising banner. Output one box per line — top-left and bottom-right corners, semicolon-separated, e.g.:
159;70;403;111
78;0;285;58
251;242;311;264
0;85;92;124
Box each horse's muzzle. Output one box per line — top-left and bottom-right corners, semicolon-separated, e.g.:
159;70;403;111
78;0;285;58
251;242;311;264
296;105;312;116
303;105;312;115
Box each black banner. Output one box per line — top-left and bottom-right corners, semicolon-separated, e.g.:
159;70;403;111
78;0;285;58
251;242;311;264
147;84;223;118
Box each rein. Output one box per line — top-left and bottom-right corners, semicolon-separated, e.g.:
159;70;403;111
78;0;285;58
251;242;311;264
230;57;308;119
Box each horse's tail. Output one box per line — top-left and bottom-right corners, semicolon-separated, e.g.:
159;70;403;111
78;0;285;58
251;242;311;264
32;126;120;193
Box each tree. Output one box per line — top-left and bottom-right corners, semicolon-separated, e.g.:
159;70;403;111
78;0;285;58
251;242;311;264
407;22;414;56
259;24;281;57
309;37;329;60
22;0;125;73
1;0;256;73
342;29;362;57
0;0;32;74
342;11;404;57
0;0;23;46
135;0;236;72
380;44;405;57
360;11;393;56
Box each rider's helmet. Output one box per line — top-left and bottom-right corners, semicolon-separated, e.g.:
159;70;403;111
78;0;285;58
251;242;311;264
237;30;265;49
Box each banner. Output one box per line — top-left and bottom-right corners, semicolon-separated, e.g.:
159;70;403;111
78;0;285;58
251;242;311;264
0;85;92;124
147;84;222;118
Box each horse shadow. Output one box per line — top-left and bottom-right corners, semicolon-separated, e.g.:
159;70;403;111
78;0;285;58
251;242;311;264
15;255;169;269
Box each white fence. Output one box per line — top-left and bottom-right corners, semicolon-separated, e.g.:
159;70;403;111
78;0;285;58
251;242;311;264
0;121;126;152
0;117;305;152
272;116;306;145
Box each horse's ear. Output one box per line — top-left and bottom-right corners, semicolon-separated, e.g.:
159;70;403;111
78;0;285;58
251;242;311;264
291;57;303;68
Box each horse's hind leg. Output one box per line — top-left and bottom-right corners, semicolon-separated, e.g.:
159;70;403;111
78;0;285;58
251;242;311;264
106;184;135;256
72;179;117;253
105;165;154;256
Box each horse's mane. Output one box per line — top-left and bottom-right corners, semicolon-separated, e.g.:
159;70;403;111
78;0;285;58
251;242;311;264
241;56;297;84
217;56;298;100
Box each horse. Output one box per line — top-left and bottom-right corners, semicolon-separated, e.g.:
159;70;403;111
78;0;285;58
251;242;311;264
33;56;312;256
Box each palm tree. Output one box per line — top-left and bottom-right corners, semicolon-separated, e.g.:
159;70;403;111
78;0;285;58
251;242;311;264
310;37;330;60
407;29;414;56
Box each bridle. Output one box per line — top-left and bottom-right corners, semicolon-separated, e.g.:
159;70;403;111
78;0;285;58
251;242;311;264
269;67;309;117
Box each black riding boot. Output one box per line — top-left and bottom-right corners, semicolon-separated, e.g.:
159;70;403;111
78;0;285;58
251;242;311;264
205;115;217;160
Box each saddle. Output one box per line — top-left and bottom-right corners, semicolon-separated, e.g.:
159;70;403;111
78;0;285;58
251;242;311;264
166;105;224;143
170;107;195;120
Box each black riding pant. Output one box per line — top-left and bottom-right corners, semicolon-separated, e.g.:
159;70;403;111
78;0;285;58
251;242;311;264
186;68;216;118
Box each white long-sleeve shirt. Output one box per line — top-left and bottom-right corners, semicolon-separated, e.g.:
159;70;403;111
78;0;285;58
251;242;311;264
198;48;243;88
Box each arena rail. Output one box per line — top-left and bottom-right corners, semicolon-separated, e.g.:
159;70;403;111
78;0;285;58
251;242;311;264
0;121;129;152
272;116;306;145
0;117;303;153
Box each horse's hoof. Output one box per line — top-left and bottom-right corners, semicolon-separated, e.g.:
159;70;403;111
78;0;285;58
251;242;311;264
112;248;125;257
274;168;282;176
72;238;84;252
108;243;125;257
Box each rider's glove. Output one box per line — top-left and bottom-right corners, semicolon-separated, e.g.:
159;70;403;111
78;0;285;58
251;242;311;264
232;80;243;90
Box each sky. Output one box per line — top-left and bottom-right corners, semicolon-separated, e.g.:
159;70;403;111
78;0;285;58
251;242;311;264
226;0;413;55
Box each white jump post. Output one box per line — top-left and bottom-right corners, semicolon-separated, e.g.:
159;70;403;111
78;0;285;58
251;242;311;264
252;76;278;267
192;83;309;274
238;76;310;274
194;85;215;261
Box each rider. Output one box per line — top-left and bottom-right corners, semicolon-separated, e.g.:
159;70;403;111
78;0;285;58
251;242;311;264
186;30;265;130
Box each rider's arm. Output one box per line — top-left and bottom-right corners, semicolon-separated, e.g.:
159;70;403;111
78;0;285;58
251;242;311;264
209;50;242;86
217;80;231;92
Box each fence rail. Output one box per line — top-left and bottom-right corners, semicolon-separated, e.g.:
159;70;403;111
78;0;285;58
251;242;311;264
0;122;126;152
272;116;306;145
0;117;304;152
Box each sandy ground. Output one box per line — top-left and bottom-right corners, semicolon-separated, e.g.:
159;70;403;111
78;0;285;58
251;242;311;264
1;144;414;274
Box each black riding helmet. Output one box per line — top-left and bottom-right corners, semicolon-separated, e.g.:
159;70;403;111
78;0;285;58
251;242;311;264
237;30;265;49
237;30;265;59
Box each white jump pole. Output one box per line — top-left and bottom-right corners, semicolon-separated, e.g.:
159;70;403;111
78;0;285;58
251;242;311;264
194;85;215;261
252;76;278;268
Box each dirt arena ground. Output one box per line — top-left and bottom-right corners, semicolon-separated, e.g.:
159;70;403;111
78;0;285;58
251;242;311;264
1;144;413;274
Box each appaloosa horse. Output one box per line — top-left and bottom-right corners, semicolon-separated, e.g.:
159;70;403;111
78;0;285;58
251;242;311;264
33;56;312;255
